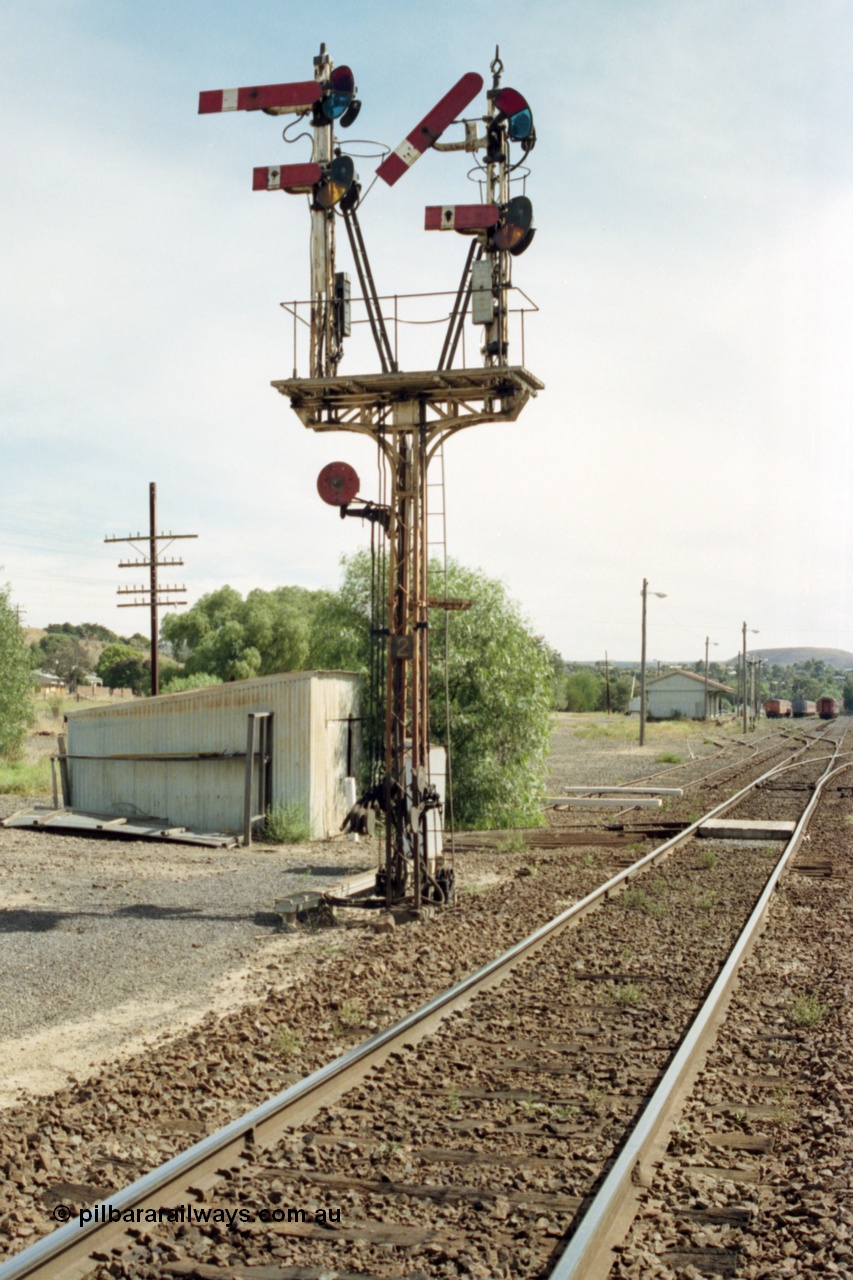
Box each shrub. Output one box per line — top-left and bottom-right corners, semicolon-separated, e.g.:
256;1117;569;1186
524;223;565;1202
263;800;311;844
0;587;35;757
787;994;828;1028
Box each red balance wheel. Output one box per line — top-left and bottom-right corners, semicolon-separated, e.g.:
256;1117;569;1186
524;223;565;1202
317;462;360;506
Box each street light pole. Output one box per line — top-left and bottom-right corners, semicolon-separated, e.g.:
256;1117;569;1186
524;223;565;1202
742;621;759;732
640;581;648;746
703;636;718;720
639;579;667;746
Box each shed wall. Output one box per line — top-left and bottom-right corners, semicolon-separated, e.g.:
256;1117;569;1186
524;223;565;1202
65;672;360;837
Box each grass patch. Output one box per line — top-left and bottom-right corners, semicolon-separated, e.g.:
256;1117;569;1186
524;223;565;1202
500;830;529;854
0;756;52;796
272;1026;302;1059
621;888;647;911
264;800;311;844
697;849;717;870
787;994;828;1028
336;1000;366;1032
655;752;683;764
696;890;717;910
610;982;642;1006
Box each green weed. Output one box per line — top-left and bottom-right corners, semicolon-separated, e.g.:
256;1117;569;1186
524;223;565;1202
621;888;647;911
655;752;683;764
272;1026;302;1059
787;994;828;1028
0;757;52;796
264;800;311;844
500;831;529;854
337;1000;366;1031
696;890;717;911
610;982;642;1006
697;850;717;870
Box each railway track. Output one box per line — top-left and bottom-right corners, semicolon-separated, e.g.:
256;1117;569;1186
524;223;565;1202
548;719;835;827
0;724;846;1279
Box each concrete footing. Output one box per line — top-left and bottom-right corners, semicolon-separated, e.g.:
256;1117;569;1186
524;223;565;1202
698;818;796;841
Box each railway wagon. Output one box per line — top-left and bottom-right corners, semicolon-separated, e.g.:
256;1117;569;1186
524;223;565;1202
765;699;792;718
817;696;841;719
792;698;816;717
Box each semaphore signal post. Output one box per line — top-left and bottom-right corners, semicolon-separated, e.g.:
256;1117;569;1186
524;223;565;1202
200;44;543;911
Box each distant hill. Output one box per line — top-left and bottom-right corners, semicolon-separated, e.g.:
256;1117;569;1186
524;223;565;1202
576;648;853;671
740;647;853;670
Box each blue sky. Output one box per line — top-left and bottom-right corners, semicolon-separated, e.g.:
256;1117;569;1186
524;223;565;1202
2;1;851;661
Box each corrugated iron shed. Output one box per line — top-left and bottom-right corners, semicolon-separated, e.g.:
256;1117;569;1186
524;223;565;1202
64;671;360;839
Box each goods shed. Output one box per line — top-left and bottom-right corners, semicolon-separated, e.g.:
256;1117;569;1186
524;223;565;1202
628;668;735;720
64;671;360;839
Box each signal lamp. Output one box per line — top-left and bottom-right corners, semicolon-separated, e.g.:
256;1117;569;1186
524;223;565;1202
491;195;535;254
493;87;536;151
340;98;362;128
315;154;357;208
321;65;358;123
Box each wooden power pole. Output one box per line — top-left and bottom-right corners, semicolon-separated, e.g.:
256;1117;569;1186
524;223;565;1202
105;483;197;694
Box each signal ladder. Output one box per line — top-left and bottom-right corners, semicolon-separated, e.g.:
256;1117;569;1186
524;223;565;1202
427;444;455;852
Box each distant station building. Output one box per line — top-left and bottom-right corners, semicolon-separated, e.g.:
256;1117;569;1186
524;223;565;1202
628;668;735;720
34;671;66;694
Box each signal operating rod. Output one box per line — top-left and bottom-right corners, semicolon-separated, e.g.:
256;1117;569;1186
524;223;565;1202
342;207;397;373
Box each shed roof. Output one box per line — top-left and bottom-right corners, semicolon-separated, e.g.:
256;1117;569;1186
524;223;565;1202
647;668;735;696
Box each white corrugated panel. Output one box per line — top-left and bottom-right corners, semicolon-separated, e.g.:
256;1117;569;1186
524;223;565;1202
65;671;360;838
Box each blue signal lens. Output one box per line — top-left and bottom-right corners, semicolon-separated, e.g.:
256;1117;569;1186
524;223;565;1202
507;108;533;142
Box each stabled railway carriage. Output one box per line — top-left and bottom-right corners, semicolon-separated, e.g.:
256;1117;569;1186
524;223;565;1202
792;698;816;717
817;696;840;720
765;699;792;718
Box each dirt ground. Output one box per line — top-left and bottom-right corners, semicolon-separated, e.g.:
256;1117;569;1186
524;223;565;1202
0;713;742;1105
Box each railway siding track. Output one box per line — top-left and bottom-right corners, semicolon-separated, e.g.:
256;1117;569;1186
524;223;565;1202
607;758;853;1280
0;726;846;1280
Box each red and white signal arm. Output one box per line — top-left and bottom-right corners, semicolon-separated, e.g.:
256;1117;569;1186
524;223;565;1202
317;462;360;507
198;81;321;116
425;204;499;232
253;163;322;192
377;72;483;186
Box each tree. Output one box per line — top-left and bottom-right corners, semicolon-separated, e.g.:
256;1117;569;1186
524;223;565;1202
162;584;335;683
321;552;552;829
96;644;150;695
34;633;90;691
159;560;554;829
843;676;853;714
0;586;34;756
563;668;600;712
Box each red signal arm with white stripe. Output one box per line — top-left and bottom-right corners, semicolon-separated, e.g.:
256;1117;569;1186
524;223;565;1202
377;72;483;186
253;164;322;192
424;204;498;231
199;82;321;115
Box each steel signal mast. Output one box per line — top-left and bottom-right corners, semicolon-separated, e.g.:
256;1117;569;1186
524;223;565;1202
200;46;543;911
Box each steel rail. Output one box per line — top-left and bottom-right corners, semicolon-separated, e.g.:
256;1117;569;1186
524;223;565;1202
0;733;837;1280
607;722;832;818
549;730;845;1280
